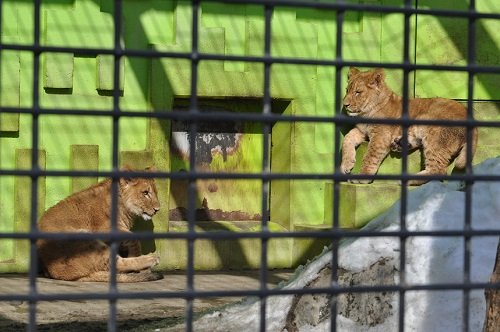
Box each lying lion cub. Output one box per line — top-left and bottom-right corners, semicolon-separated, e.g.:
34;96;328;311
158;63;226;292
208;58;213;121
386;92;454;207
341;67;477;186
37;166;162;282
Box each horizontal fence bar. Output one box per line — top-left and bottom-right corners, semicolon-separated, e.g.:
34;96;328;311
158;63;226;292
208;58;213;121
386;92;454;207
0;169;499;183
2;281;500;303
2;229;500;241
1;42;500;74
1;107;499;129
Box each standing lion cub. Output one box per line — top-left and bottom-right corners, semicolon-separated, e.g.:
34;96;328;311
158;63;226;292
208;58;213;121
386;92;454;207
341;67;477;185
37;166;162;282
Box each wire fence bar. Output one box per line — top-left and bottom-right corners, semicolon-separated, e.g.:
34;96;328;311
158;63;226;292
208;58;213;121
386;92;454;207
2;228;500;242
107;0;126;330
4;42;500;75
463;0;478;329
27;0;42;331
0;0;498;331
258;4;274;331
2;105;500;127
2;280;500;304
185;1;201;331
3;169;500;186
330;1;345;329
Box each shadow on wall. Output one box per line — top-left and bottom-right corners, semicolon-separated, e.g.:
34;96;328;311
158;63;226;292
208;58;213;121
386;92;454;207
97;0;499;272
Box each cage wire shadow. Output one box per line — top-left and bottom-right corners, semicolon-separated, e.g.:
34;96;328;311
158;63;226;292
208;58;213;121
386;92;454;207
0;0;499;331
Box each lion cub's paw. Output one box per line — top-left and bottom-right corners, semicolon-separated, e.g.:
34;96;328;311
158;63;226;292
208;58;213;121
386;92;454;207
390;137;403;152
340;160;355;174
143;254;160;267
348;178;374;184
391;137;416;153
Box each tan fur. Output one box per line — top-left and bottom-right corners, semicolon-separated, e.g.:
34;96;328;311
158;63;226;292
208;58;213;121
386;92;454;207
341;67;477;186
37;166;162;282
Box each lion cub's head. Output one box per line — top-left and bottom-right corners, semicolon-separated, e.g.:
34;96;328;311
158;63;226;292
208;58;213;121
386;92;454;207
343;67;386;117
120;166;160;221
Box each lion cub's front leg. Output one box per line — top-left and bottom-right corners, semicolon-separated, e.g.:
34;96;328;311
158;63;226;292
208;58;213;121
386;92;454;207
117;230;142;257
341;127;366;174
117;254;160;273
354;136;392;184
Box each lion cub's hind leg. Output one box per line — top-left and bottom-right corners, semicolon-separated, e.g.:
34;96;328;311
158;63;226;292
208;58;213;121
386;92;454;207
40;239;111;281
410;138;452;186
78;269;163;282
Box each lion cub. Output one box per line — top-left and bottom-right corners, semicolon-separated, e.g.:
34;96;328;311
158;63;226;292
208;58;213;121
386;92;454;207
37;166;162;282
341;67;477;185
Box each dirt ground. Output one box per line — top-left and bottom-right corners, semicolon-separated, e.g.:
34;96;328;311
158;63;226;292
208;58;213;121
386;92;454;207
0;270;293;331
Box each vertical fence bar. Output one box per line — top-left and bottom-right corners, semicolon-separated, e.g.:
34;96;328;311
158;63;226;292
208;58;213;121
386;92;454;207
259;4;273;331
28;1;42;331
331;1;345;330
107;1;124;331
186;1;201;331
464;1;476;331
398;1;414;331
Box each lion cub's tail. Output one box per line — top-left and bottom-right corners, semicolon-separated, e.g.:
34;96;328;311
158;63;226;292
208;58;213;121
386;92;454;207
454;128;478;170
78;269;163;283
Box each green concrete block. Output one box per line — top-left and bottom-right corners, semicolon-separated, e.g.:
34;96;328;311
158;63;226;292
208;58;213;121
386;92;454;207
70;145;98;193
44;53;74;89
45;3;114;49
349;142;423;176
324;182;405;229
0;51;20;133
162;221;291;270
96;55;125;92
199;27;225;55
415;0;500;100
473;102;500;148
173;1;193;52
13;149;46;272
120;150;154;169
201;2;246;71
292;224;332;267
474;145;500;165
0;114;20;134
332;143;420;229
0;51;20;106
272;9;318;60
270;119;293;231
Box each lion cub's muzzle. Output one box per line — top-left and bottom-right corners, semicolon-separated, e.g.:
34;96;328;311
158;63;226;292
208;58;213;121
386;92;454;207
142;206;160;221
343;106;360;117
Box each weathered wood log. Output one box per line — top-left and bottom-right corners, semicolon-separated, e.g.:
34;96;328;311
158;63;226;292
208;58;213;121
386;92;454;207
483;240;500;332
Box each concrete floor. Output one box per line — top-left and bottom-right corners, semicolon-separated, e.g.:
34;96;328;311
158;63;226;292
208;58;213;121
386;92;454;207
0;270;293;331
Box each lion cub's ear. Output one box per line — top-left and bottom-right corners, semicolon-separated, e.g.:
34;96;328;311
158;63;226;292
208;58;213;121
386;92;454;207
348;67;361;80
368;68;385;89
121;164;133;172
120;164;138;186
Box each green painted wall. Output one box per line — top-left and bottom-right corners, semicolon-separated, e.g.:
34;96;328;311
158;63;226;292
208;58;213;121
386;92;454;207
1;0;499;271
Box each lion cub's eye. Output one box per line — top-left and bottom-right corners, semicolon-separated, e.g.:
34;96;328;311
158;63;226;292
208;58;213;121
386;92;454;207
355;91;362;96
143;190;150;197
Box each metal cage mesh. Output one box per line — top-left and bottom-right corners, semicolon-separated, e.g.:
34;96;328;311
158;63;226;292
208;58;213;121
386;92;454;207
0;0;500;331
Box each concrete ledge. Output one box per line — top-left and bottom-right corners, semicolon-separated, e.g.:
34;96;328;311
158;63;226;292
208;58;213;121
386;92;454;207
324;182;406;229
0;270;293;330
160;220;291;270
